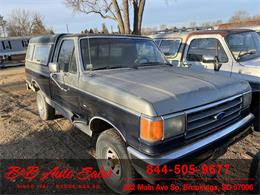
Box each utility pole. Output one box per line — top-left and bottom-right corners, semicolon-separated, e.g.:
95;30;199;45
66;24;69;33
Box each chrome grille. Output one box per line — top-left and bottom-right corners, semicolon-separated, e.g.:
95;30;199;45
186;96;243;139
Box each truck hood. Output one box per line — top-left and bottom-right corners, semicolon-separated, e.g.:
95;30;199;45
80;66;251;117
239;57;260;67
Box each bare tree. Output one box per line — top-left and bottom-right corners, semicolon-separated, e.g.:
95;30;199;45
6;9;53;37
132;0;145;34
0;15;7;37
31;13;54;35
102;23;109;33
188;22;197;28
64;0;146;35
6;9;32;36
122;0;130;34
229;10;250;23
159;24;168;30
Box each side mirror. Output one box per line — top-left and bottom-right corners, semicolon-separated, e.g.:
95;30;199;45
49;62;59;73
202;55;222;71
202;55;215;63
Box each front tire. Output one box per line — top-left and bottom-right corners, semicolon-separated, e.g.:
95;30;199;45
96;128;137;194
36;91;55;120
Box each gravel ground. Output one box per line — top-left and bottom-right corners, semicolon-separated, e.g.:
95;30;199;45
0;67;96;159
0;66;259;193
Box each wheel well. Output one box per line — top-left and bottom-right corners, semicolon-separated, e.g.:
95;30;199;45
90;118;126;142
90;118;113;135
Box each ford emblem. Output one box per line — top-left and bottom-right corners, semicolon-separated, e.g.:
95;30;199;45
214;112;226;120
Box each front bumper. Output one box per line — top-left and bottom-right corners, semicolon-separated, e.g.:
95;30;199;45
127;113;254;177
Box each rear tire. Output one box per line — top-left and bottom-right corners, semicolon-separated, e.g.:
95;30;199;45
96;128;137;194
36;91;55;120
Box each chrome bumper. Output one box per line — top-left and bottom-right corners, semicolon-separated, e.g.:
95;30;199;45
127;113;254;165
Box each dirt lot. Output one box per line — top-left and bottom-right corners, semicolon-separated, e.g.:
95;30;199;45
0;66;95;159
0;66;259;193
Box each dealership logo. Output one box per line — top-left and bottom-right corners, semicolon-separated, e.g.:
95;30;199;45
214;112;226;120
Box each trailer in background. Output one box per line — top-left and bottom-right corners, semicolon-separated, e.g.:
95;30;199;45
0;36;31;68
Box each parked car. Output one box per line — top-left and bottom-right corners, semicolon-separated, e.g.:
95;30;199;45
150;29;260;131
257;30;260;36
0;36;30;68
25;34;254;193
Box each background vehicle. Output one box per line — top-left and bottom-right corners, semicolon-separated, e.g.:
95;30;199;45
0;36;30;68
151;29;260;131
25;34;254;193
256;29;260;36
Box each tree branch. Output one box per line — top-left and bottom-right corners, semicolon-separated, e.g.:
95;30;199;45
111;0;125;33
122;0;130;34
137;0;145;34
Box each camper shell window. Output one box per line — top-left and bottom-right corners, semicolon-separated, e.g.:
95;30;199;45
26;45;35;61
33;45;51;65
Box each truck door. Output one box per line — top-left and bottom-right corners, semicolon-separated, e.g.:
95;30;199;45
51;39;79;114
183;36;232;77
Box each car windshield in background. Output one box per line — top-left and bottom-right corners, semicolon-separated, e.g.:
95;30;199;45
158;39;181;56
80;38;167;70
227;31;260;62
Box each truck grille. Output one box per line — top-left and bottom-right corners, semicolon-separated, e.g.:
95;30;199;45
186;96;243;139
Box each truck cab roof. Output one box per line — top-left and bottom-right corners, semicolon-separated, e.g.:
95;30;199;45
29;33;151;44
150;29;255;40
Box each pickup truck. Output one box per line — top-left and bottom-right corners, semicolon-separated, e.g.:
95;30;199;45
25;34;254;193
151;29;260;131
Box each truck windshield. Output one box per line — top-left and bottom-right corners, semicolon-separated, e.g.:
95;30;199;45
80;38;168;70
226;31;260;62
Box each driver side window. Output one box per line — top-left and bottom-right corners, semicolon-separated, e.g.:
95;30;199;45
58;40;77;74
187;38;228;63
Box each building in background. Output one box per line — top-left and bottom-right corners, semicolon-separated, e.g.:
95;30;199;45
0;36;31;67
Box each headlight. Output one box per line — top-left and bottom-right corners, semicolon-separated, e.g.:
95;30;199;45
242;92;252;108
163;114;185;139
140;114;185;142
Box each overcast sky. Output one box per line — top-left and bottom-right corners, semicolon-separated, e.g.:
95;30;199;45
0;0;259;33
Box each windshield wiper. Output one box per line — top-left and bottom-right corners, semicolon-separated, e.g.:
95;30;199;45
237;50;256;60
133;62;172;69
93;66;125;70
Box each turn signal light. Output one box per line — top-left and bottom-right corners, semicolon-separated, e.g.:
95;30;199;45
140;117;163;142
